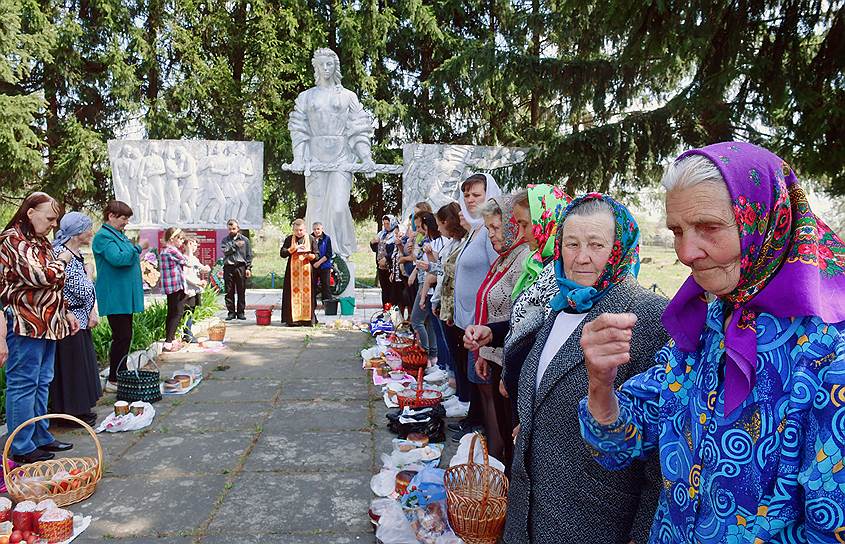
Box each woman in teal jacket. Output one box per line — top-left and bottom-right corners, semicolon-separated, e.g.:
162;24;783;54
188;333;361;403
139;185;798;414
92;200;146;391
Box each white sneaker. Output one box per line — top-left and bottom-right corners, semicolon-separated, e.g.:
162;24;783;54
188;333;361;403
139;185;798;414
433;383;456;398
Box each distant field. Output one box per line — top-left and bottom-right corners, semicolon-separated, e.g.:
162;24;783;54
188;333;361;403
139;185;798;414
637;245;688;297
248;219;688;297
247;221;379;288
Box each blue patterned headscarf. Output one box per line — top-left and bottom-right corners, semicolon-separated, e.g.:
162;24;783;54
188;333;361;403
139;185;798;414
52;212;93;248
550;193;641;312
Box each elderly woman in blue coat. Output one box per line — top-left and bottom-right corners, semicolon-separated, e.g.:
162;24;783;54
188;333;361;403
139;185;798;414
92;200;146;392
580;142;845;543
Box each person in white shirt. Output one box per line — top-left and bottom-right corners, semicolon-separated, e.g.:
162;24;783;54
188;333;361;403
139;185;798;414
181;236;210;342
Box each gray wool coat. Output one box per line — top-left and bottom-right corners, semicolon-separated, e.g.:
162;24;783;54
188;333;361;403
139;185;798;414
504;276;669;544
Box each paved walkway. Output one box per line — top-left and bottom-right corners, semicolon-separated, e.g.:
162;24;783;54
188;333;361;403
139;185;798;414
51;319;389;542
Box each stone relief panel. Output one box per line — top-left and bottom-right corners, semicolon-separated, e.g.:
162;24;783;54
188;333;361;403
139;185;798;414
107;140;264;229
401;143;528;220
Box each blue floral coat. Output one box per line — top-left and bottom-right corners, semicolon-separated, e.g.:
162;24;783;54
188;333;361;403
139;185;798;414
579;301;845;543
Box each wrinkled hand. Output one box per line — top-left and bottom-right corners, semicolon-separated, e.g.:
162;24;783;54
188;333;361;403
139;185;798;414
499;379;508;398
57;250;73;264
88;311;99;329
463;325;493;351
67;312;80;336
419;295;427;311
474;357;490;381
582;313;637;424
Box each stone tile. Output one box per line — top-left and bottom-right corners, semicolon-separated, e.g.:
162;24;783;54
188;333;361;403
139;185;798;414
278;364;362;381
279;378;369;401
73;475;226;538
243;431;371;472
263;401;371;432
201;533;375;543
185;378;281;403
163;402;271;433
206;354;300;379
207;472;372;534
74;537;195;543
109;432;255;477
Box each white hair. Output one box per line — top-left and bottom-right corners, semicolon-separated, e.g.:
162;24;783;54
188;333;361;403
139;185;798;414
563;198;616;242
565;198;614;219
479;198;502;220
661;154;725;192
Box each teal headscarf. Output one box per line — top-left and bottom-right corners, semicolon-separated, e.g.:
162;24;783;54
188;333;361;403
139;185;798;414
550;193;640;312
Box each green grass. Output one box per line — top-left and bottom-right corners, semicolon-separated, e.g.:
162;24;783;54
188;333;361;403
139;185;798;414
247;220;379;289
247;218;686;296
637;245;689;298
91;286;220;366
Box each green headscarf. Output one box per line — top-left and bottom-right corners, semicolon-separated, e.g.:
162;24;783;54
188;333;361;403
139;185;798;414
511;184;571;299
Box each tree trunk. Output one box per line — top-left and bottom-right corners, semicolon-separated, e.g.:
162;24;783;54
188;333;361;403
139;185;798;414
145;0;163;102
230;0;247;140
529;0;541;128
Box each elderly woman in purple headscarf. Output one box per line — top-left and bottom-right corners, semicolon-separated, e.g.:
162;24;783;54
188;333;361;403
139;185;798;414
578;142;845;543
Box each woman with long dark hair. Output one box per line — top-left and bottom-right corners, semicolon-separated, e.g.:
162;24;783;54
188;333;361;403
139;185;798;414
409;211;445;363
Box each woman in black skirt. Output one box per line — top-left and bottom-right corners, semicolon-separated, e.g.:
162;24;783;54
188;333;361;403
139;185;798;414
50;212;102;427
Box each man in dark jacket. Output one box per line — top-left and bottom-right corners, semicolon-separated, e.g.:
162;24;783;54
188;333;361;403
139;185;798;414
311;222;333;301
220;219;253;320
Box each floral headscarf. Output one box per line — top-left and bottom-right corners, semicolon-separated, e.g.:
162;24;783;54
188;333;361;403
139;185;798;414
512;184;571;299
475;194;526;327
488;194;522;255
550;193;640;312
662;141;845;415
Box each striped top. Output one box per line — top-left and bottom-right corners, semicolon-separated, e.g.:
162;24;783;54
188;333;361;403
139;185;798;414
0;225;71;339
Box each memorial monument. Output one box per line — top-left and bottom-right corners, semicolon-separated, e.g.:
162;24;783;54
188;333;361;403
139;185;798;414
400;143;528;220
107;139;264;229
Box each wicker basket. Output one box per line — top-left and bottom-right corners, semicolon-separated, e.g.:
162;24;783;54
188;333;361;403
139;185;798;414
443;433;509;544
393;343;428;371
396;368;442;410
394;321;414;335
3;414;103;506
207;322;226;341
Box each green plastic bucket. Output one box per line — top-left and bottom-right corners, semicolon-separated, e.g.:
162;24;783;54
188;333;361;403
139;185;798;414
339;296;355;316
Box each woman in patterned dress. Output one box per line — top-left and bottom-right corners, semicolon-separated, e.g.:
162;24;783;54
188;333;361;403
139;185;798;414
470;194;532;463
0;193;79;464
50;212;102;427
580;142;845;543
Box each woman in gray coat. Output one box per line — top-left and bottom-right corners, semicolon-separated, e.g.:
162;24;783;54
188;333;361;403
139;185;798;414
504;194;667;543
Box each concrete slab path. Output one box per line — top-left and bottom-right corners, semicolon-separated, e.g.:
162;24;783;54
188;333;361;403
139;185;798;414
49;319;388;542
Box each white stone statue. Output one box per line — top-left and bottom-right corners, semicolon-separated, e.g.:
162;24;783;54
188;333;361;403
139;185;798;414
287;48;375;258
